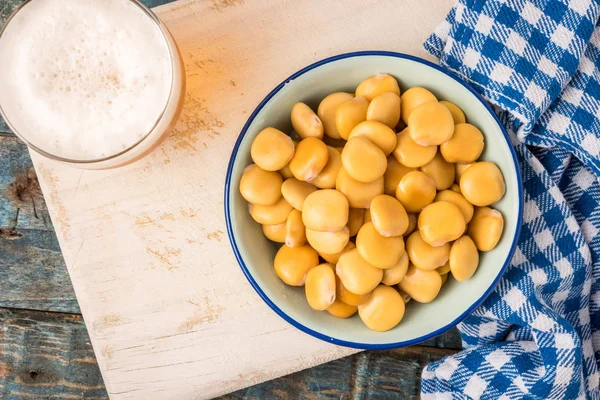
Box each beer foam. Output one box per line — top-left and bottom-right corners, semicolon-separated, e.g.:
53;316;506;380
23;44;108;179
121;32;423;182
0;0;172;160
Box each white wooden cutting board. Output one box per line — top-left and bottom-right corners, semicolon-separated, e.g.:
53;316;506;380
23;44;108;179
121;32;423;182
30;0;454;398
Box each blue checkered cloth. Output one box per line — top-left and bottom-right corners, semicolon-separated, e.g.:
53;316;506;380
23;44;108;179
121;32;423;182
420;1;600;398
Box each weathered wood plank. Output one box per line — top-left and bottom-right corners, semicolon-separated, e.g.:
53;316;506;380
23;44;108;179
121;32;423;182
0;308;107;400
0;117;8;135
0;136;78;313
0;308;459;400
0;235;79;313
419;328;462;349
0;136;52;233
225;346;458;400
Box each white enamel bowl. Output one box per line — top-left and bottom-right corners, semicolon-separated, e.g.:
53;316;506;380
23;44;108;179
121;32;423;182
225;51;523;349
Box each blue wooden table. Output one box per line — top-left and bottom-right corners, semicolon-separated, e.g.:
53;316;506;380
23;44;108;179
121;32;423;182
0;0;461;398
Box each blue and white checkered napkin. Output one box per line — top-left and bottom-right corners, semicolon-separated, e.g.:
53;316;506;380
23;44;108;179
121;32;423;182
420;1;600;398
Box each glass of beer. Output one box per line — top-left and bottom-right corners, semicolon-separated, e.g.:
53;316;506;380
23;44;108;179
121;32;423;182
0;0;186;169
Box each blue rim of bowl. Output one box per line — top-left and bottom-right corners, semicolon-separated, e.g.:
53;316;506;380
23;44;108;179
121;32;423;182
224;50;523;350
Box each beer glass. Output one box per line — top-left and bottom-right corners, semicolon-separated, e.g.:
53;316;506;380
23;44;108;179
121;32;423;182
0;0;186;169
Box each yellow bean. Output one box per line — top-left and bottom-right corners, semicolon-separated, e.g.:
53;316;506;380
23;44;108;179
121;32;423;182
274;244;319;286
437;261;450;275
460;161;506;206
306;227;350;254
251;127;295;171
311;146;342;189
249;197;293;225
406;231;450;270
347;209;365;237
370;194;408;237
335;274;371;306
367;92;401;129
404;213;418;237
408;101;455;146
395;171;436;213
450;183;461;193
440;123;484;163
449;236;479;281
240;164;283;206
262;222;286;243
418;201;466;247
356;222;405;268
336;168;384;208
400;87;437;124
289;137;329;182
291;102;324;140
393;128;437;168
281;178;318;211
285;209;307;247
336;97;369;140
348;120;397;155
318;92;354;139
336;249;383;295
384;156;416;196
440;100;466;124
420;152;455;190
302;189;349;232
305;264;337;310
319;241;356;264
455;163;472;183
358;285;405;332
381;251;409;285
468;207;504;251
435;190;474;223
398;264;442;303
327;299;358;318
356;73;401;101
342;136;387;183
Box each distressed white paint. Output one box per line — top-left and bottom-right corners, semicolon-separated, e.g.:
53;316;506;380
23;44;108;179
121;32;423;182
30;0;454;398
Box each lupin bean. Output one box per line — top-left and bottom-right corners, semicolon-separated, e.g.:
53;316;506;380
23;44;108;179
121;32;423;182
251;127;295;171
240;164;283;205
356;73;401;101
289;137;329;182
305;264;336;310
460;162;506;207
274;244;319;286
291;102;324;140
398;264;442;303
468;207;504;251
356;222;405;269
367;92;401;129
336;249;383;295
400;87;437;124
318;92;354;139
408;101;455;146
342;136;387;183
336;97;369;140
358;285;405;332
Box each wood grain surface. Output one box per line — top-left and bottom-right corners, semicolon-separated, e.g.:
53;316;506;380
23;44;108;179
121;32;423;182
0;0;462;398
0;132;460;398
0;136;80;314
0;307;460;400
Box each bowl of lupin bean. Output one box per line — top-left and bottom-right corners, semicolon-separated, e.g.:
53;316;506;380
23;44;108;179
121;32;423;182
225;51;523;348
